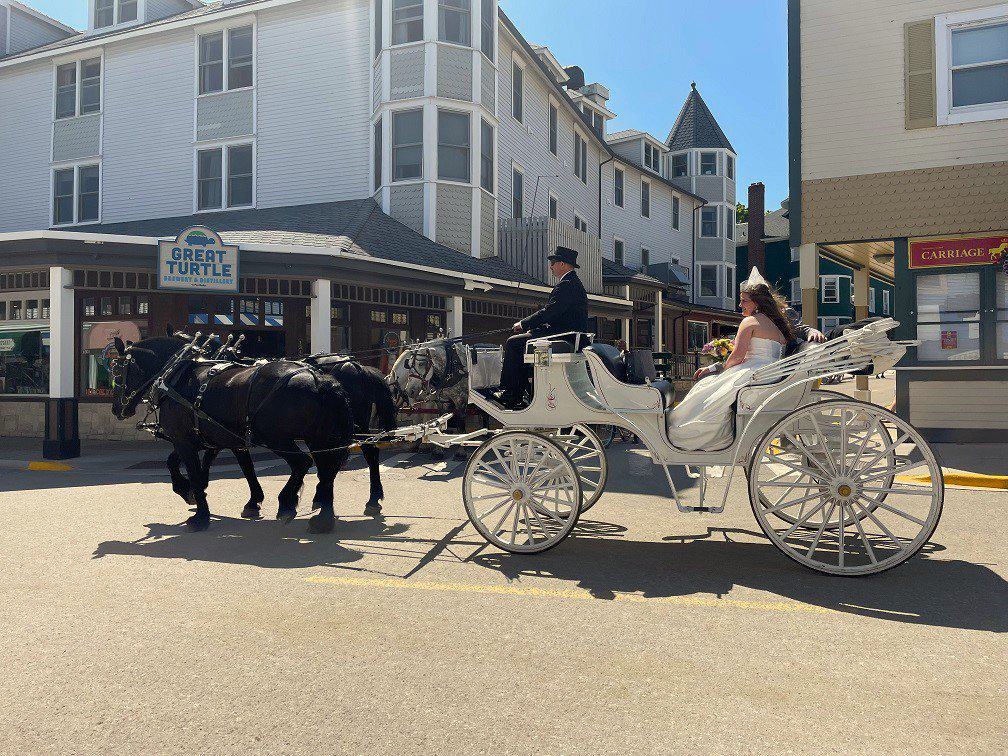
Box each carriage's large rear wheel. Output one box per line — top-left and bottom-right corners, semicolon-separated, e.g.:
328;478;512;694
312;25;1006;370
553;425;608;512
749;399;942;576
463;431;582;554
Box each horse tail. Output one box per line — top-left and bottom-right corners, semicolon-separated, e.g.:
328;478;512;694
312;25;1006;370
360;365;398;431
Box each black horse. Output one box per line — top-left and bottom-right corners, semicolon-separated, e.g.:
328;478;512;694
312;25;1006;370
111;335;354;533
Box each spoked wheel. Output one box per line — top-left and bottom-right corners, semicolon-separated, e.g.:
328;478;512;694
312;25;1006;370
589;424;616;448
749;399;943;576
552;425;608;512
463;431;582;554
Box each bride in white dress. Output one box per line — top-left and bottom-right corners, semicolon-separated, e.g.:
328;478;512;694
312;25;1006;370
667;269;794;451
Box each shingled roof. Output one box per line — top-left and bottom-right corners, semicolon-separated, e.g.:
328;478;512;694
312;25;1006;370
666;83;735;153
87;199;542;285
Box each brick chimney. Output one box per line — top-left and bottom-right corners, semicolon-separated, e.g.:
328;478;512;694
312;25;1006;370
747;182;766;276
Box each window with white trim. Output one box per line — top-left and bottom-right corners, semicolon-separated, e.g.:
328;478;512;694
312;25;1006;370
726;216;734;240
574;215;588;234
614;167;624;207
197;143;253;211
573;131;587;184
821;275;840;303
437;109;470;182
700;206;717;237
480;118;494;192
641;179;650;218
791;246;800;262
869;286;877;314
93;0;136;29
512;165;523;219
699;264;718;298
672;196;680;230
726;266;734;301
726;154;735;180
480;0;494;59
53;164;100;226
392;0;423;44
671;153;687;178
641;248;649;272
614;238;624;266
937;8;1008;124
392;109;423;181
790;278;800;304
373;119;382;191
688;320;709;352
883;289;891;315
644;142;661;173
512;59;524;123
819;316;849;333
700;152;717;175
439;0;470;46
548;193;557;220
55;58;102;120
548;101;558;154
198;25;253;95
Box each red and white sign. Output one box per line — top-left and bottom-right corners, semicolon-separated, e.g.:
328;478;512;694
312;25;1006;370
941;330;958;350
909;234;1008;269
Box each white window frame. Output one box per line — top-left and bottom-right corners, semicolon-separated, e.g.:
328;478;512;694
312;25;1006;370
700;206;717;237
790;246;800;262
936;5;1008;125
643;141;661;174
672;195;680;230
700;151;717;176
819;316;850;333
390;106;424;182
52;54;104;121
573;130;587;184
821;274;840;304
195;20;256;97
697;263;719;298
436;107;471;183
687;319;710;353
479;117;494;192
726;153;735;180
51;161;101;227
193;139;256;213
391;0;424;45
725;264;735;301
574;214;587;234
511;54;524;124
671;152;688;178
511;162;524;219
438;0;471;46
868;286;877;314
614;237;625;266
614;166;624;207
883;289;891;315
90;0;143;30
548;98;558;155
641;178;650;218
640;247;650;272
548;191;558;220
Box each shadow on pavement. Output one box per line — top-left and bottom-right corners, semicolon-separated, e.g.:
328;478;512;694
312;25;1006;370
932;443;1008;477
473;525;1008;633
93;515;411;571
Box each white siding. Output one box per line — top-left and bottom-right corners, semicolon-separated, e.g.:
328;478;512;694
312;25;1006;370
256;0;371;208
102;27;196;222
601;161;693;271
496;27;600;234
7;7;70;55
801;0;1008;180
0;59;53;231
145;0;194;24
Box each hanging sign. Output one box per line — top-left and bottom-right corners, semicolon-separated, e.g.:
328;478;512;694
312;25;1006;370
909;234;1008;269
158;226;239;292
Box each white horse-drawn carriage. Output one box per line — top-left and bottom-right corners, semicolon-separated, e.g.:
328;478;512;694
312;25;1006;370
401;317;942;576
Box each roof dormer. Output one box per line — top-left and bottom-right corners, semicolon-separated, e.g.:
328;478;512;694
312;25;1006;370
1;1;77;56
88;0;200;34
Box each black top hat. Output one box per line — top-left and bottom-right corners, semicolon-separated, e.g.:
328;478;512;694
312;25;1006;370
547;246;579;268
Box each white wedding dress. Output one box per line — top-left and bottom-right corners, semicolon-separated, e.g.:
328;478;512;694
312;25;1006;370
667;337;786;451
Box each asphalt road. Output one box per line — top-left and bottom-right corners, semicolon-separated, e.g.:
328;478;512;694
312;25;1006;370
0;443;1005;755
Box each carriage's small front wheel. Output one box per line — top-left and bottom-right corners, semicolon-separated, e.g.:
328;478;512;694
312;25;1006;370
749;399;943;576
463;431;582;554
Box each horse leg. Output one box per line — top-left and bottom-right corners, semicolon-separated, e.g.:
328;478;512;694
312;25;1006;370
167;450;191;503
234;448;265;519
361;444;383;516
275;451;312;523
178;446;211;531
307;449;348;534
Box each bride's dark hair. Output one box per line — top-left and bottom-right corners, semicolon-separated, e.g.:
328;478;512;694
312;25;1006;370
741;282;795;342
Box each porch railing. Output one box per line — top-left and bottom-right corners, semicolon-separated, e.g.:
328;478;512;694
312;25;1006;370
497;217;603;294
653;352;700;381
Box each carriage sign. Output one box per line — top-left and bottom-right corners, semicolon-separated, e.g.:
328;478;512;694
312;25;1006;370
908;233;1008;269
158;226;239;292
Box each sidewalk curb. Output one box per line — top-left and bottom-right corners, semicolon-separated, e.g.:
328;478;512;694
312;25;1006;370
0;459;74;472
897;468;1008;490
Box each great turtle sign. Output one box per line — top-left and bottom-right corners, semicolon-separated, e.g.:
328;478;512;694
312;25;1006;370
158;226;239;292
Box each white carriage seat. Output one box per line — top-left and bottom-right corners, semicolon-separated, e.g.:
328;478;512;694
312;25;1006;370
584;343;676;411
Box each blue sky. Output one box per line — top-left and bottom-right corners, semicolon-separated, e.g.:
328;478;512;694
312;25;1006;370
30;0;789;209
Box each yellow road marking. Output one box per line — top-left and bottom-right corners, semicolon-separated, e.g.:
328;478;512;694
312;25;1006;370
898;470;1008;490
26;461;73;471
305;575;830;614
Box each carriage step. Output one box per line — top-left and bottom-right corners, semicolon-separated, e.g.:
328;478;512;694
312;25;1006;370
676;504;726;514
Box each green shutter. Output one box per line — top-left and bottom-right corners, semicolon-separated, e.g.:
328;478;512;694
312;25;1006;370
904;18;937;130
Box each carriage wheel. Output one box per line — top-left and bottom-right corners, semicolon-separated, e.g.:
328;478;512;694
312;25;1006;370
463;431;582;554
749;399;942;576
589;424;616;448
755;397;894;531
553;425;608;512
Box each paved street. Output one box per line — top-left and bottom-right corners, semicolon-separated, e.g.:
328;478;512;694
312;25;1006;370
1;442;1005;755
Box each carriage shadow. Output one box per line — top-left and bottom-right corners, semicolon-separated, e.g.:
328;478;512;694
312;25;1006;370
472;525;1008;632
93;515;410;571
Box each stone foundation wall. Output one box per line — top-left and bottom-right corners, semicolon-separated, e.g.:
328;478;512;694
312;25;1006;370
79;403;155;442
0;400;45;438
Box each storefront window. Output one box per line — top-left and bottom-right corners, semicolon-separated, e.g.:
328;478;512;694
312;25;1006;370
9;301;22;320
997;275;1008;359
687;320;709;353
80;321;143;397
118;296;132;316
915;272;981;361
84;298;96;317
0;329;49;395
101;297;113;316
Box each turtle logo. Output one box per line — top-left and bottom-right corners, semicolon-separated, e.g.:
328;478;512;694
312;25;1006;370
545;386;556;411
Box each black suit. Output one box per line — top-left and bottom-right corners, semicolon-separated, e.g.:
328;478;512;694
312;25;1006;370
500;271;589;399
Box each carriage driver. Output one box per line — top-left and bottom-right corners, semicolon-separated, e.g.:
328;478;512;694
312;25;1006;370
496;246;588;409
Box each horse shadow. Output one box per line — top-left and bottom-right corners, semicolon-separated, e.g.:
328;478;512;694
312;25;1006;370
472;524;1008;632
93;514;410;571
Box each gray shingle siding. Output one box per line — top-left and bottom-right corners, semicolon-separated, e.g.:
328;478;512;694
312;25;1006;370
695;175;725;204
437;45;472;102
372;57;382;112
390;45;423;100
52;114;101;163
479;191;495;257
390;183;424;233
435;183;472;253
481;56;495;115
0;9;8;57
196;89;254;143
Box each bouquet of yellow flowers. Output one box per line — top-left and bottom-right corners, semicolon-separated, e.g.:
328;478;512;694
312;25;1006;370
701;337;734;362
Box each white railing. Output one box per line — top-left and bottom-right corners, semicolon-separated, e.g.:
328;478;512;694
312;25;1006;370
497;217;604;294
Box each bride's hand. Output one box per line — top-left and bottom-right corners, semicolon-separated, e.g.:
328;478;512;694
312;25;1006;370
693;366;709;380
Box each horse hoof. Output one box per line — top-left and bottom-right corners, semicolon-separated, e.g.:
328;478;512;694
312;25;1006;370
241;503;263;520
276;507;297;523
363;502;382;517
186;513;210;531
307;512;335;534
